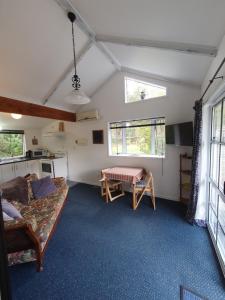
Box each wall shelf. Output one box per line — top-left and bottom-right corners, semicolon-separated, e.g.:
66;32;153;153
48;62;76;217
180;154;192;205
42;132;65;138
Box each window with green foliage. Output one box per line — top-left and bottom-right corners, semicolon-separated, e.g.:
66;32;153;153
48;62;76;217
125;77;167;103
109;118;165;157
0;130;25;159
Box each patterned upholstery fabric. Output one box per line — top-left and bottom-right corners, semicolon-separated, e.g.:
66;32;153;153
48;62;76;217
135;179;147;188
25;173;39;202
5;177;68;266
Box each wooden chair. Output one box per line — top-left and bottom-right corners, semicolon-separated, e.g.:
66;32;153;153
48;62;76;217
99;178;125;203
133;172;156;210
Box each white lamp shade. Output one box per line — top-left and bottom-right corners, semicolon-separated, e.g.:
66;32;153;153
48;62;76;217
11;113;22;119
65;89;91;105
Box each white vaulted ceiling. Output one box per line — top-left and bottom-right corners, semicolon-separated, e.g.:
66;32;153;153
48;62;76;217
48;45;116;109
105;44;211;86
0;0;225;112
71;0;225;46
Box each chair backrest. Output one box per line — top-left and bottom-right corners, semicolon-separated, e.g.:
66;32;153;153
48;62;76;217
144;171;153;187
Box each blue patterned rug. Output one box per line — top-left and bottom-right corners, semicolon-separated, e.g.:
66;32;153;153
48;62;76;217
181;286;207;300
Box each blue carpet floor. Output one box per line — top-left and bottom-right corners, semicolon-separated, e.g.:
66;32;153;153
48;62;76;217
9;183;225;300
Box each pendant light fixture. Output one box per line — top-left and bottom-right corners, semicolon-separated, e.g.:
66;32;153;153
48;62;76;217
11;113;22;120
65;12;90;105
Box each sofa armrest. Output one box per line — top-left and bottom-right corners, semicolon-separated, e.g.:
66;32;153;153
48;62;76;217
53;177;66;188
4;217;43;271
4;216;38;232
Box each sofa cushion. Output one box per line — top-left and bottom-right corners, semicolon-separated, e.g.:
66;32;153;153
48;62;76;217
1;198;22;219
31;176;57;200
3;212;14;221
24;173;39;202
0;177;29;204
21;196;63;243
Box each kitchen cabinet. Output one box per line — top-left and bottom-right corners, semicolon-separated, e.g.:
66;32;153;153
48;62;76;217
39;157;67;178
0;159;40;184
0;164;16;183
14;162;27;177
25;160;40;176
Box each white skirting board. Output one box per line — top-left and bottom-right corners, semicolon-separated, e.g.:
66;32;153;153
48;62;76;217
67;179;178;202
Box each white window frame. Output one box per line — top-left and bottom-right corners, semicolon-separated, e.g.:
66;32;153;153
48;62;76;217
124;76;167;104
108;117;165;158
208;96;225;278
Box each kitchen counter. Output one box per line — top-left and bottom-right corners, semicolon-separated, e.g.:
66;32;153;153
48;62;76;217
0;156;62;166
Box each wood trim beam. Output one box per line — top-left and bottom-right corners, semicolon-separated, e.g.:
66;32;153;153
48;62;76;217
0;96;76;122
96;35;217;57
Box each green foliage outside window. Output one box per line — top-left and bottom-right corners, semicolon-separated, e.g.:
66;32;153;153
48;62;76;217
0;133;24;158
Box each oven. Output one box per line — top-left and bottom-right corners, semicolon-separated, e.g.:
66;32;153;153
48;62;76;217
40;159;55;178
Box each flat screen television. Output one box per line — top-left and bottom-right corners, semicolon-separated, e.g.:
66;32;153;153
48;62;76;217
166;122;193;146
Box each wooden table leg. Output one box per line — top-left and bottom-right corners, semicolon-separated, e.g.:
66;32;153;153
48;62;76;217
132;184;136;210
105;179;109;203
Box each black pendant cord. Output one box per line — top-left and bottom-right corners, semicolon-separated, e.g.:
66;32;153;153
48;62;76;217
68;12;81;91
71;21;77;76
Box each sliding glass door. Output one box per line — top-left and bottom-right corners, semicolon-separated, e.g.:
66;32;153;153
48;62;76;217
208;97;225;274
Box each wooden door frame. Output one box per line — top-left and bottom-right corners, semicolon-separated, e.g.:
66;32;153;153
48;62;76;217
0;193;11;300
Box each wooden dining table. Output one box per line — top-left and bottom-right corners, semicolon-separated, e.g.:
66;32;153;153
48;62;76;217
101;166;145;209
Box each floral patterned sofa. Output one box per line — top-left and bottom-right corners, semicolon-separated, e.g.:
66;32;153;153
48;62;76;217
4;176;68;271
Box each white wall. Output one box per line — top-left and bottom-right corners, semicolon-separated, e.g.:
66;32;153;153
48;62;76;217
25;129;43;150
201;34;225;100
43;72;200;201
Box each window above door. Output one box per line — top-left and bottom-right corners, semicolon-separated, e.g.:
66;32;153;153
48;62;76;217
124;77;167;103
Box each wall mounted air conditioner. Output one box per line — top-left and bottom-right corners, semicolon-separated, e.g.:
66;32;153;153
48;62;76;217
76;110;99;122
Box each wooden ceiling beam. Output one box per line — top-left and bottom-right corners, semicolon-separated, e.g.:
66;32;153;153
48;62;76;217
96;35;217;57
0;96;76;122
54;0;121;70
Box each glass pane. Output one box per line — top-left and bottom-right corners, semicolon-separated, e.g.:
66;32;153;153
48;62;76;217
126;126;151;155
109;118;165;157
209;207;217;238
218;197;225;230
219;145;225;192
209;184;218;214
217;225;225;263
222;100;225;142
155;124;165;156
125;77;167;103
212;103;222;141
110;128;122;155
210;143;220;184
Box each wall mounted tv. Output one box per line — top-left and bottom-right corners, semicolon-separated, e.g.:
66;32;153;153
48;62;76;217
166;122;193;146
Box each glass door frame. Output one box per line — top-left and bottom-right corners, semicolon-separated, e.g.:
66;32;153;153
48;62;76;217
207;96;225;277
